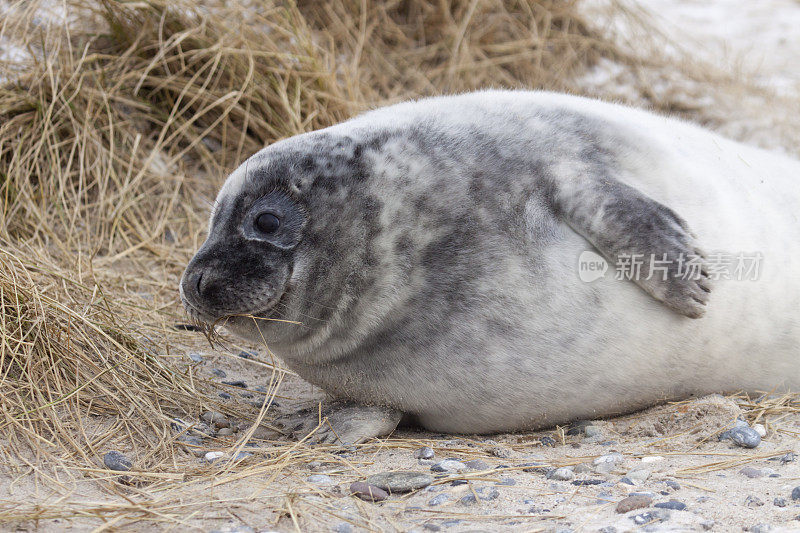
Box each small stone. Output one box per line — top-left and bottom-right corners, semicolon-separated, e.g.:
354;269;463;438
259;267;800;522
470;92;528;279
217;427;235;436
700;520;715;530
792;486;800;500
367;471;433;493
752;423;766;437
572;479;604;486
431;460;467;473
739;466;762;478
238;350;256;359
593;453;624;473
204;451;225;463
488;445;512;458
584;425;602;438
103;451;132;472
460;494;477;505
729;427;761;448
428;494;450;506
616;494;653;513
201;411;230;428
598;528;617;533
307;474;334;485
521;462;547;473
744;495;764;507
774;497;787;507
573;463;593;474
620;477;635;486
540;436;556;447
211;368;227;378
781;453;797;463
630;509;669;525
414;447;435;460
423;524;441;532
234;452;252;461
478;486;500;501
218;392;232;399
188;353;204;363
663;480;681;491
548;467;575;481
496;477;516;486
350;481;388;502
463;459;489;470
747;525;771;533
222;380;247;388
641;456;664;463
654;500;686;511
625;468;650;485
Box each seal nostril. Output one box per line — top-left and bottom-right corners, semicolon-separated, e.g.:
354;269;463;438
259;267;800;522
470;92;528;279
195;272;204;296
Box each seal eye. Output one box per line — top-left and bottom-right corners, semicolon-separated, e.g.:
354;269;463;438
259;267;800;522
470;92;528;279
255;212;281;234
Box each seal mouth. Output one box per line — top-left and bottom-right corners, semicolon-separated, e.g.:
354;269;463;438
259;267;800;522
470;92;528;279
180;288;289;332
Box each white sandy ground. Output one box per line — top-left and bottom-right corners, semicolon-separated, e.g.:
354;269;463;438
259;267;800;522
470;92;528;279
3;1;800;532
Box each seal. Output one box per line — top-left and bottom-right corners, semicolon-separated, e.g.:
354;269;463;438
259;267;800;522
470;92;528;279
180;90;800;443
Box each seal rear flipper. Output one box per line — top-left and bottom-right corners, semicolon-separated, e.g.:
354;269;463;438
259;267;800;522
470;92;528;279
552;177;712;318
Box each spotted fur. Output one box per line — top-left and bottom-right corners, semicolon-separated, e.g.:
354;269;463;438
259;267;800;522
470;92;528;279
181;90;800;433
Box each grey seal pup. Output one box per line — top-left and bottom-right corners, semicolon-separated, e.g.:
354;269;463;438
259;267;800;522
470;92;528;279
180;90;800;442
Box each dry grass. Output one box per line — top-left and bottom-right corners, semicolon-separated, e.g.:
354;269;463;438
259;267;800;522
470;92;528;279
0;0;797;529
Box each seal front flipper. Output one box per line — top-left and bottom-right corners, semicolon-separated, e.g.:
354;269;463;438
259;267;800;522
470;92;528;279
553;177;712;318
275;401;402;445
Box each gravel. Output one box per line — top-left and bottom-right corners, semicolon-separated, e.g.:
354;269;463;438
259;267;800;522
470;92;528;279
306;474;334;485
349;481;388;502
430;460;467;473
728;426;761;448
547;467;575;481
201;411;230;428
103;450;132;471
792;486;800;500
654;500;687;511
367;471;434;493
615;494;652;513
414;447;435;460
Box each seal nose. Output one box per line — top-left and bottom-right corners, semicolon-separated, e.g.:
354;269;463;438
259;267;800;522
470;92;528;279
181;268;207;308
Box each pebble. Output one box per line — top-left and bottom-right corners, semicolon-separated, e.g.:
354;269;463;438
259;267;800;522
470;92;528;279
745;495;764;507
774;497;788;507
572;479;604;486
349;481;388;502
739;466;762;478
729;426;761;448
414;447;435;460
630;509;669;525
521;462;547;473
234;452;252;460
460;494;478;505
307;474;334;485
201;411;230;428
204;451;225;463
488;445;512;458
496;477;516;486
624;468;650;485
218;392;232;399
700;520;715;530
237;350;256;359
423;524;441;532
792;486;800;500
479;486;500;501
217;427;235;437
431;460;467;473
573;463;593;474
540;436;556;447
598;528;617;533
464;459;490;470
584;425;602;438
211;368;227;378
593;453;624;473
222;380;247;388
188;353;204;363
367;471;433;493
615;494;652;513
428;494;450;506
663;480;681;491
747;525;771;533
654;500;687;511
103;451;132;472
753;423;767;437
548;467;575;481
641;456;664;463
